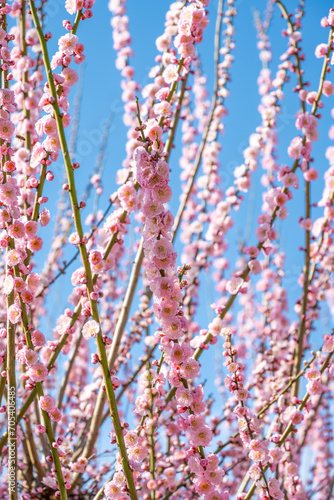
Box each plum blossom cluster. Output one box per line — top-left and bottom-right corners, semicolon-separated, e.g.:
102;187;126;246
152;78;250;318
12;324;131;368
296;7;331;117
134;147;183;342
133;141;229;498
220;324;326;500
104;426;151;500
65;0;96;20
31;28;88;169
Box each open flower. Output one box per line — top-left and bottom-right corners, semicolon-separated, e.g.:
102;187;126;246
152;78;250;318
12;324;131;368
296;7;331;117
82;320;100;340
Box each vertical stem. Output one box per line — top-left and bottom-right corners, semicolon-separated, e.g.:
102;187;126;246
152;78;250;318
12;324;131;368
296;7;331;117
147;365;156;500
7;290;17;500
28;4;138;498
292;177;310;398
17;277;68;500
24;417;45;481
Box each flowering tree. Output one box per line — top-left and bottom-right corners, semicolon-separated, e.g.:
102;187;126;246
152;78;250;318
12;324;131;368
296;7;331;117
0;0;334;499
